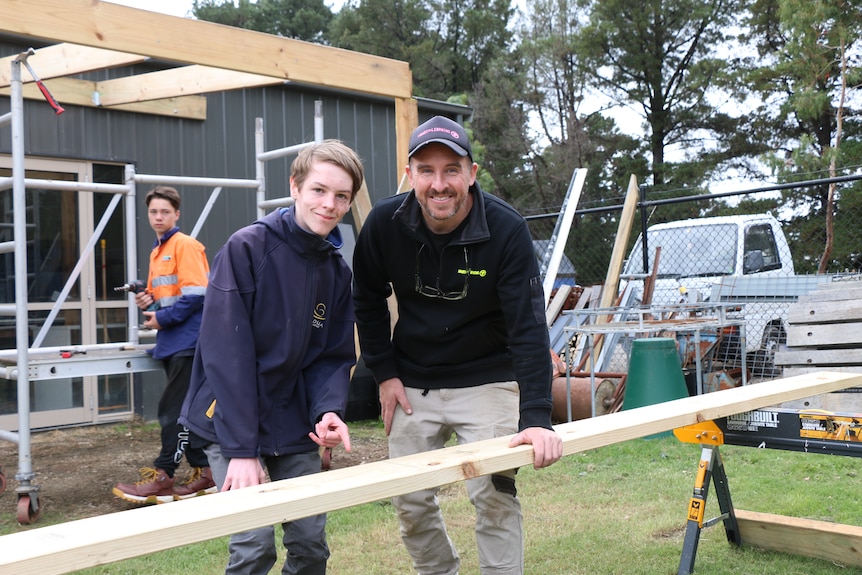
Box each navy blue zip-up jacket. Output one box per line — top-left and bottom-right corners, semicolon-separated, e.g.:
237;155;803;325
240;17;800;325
179;208;356;458
352;184;553;431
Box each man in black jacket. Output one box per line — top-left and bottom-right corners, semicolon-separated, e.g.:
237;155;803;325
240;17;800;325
353;116;562;575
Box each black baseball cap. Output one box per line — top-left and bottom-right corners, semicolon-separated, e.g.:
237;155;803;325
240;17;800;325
408;116;473;161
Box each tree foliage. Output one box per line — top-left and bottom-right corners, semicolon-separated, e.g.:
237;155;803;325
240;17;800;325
192;0;333;42
330;0;513;99
575;0;741;191
743;0;862;273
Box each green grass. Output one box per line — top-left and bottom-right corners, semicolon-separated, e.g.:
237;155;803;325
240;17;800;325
5;421;862;574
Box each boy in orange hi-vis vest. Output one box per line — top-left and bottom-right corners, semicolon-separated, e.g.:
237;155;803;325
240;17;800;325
112;186;215;504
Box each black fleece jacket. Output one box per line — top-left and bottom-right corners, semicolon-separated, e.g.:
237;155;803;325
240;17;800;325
353;184;553;431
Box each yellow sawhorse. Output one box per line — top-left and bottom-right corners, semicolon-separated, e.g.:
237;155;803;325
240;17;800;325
674;421;739;575
675;413;862;573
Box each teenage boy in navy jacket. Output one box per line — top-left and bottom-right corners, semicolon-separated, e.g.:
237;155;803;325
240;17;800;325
181;140;364;575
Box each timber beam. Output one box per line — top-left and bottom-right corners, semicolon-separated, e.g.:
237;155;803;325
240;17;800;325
1;371;860;574
736;509;862;568
0;0;412;100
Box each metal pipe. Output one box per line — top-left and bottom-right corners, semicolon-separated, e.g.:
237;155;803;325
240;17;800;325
257;197;295;210
134;174;259;188
190;186;222;239
256;141;312;163
26;179;127;193
314;100;323;142
0;177;128;194
0;341;136;361
124;165;140;345
256;117;266;220
0;429;18;444
12;51;35;486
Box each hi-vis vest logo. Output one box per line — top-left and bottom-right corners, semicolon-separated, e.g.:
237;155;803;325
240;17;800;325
312;303;326;329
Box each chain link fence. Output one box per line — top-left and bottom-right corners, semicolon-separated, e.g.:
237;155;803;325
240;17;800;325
528;174;862;389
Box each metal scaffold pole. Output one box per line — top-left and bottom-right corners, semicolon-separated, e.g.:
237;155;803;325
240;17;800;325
10;50;40;522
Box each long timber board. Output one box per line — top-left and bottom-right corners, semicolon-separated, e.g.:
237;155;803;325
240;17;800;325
1;371;860;574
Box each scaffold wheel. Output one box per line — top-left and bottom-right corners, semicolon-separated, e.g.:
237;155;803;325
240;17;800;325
17;493;41;525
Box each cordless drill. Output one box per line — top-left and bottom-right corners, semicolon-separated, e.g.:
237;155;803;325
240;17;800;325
114;279;159;311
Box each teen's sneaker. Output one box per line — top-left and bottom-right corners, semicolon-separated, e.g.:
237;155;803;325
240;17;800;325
112;467;175;504
172;467;218;500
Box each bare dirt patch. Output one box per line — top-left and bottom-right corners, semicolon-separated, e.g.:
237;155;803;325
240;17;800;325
0;419;388;528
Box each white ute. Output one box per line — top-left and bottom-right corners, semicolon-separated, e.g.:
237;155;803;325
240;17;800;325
621;214;797;363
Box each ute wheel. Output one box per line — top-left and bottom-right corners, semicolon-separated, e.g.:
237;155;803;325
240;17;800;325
17;493;40;525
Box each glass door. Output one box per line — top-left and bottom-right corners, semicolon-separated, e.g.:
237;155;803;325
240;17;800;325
0;158;132;431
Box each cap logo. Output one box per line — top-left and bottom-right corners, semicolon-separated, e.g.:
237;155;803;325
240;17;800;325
417;126;461;141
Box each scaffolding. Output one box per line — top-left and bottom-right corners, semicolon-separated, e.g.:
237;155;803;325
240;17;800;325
0;49;323;523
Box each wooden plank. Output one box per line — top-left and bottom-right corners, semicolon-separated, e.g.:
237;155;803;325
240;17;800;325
0;43;146;86
0;77;207;119
774;381;862;413
0;371;860;575
95;65;285;105
349;180;373;233
797;284;862;303
546;283;572;325
775;348;862;366
783;365;862;376
736;509;862;568
786;322;862;347
597;174;639;315
787;298;862;325
588;176;639;369
575;285;596;310
1;0;413;100
394;97;417;186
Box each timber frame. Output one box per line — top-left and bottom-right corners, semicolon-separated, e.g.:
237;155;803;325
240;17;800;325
0;0;419;177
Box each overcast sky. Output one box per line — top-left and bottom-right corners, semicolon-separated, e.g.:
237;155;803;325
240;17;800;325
106;0;345;17
107;0;195;18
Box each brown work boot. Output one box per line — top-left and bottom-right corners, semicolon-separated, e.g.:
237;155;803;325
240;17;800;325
112;467;175;505
172;467;218;500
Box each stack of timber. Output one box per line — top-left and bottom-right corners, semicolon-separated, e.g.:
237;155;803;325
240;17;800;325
774;277;862;412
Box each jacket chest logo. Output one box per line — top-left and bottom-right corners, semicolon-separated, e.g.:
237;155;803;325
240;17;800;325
312;303;326;329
